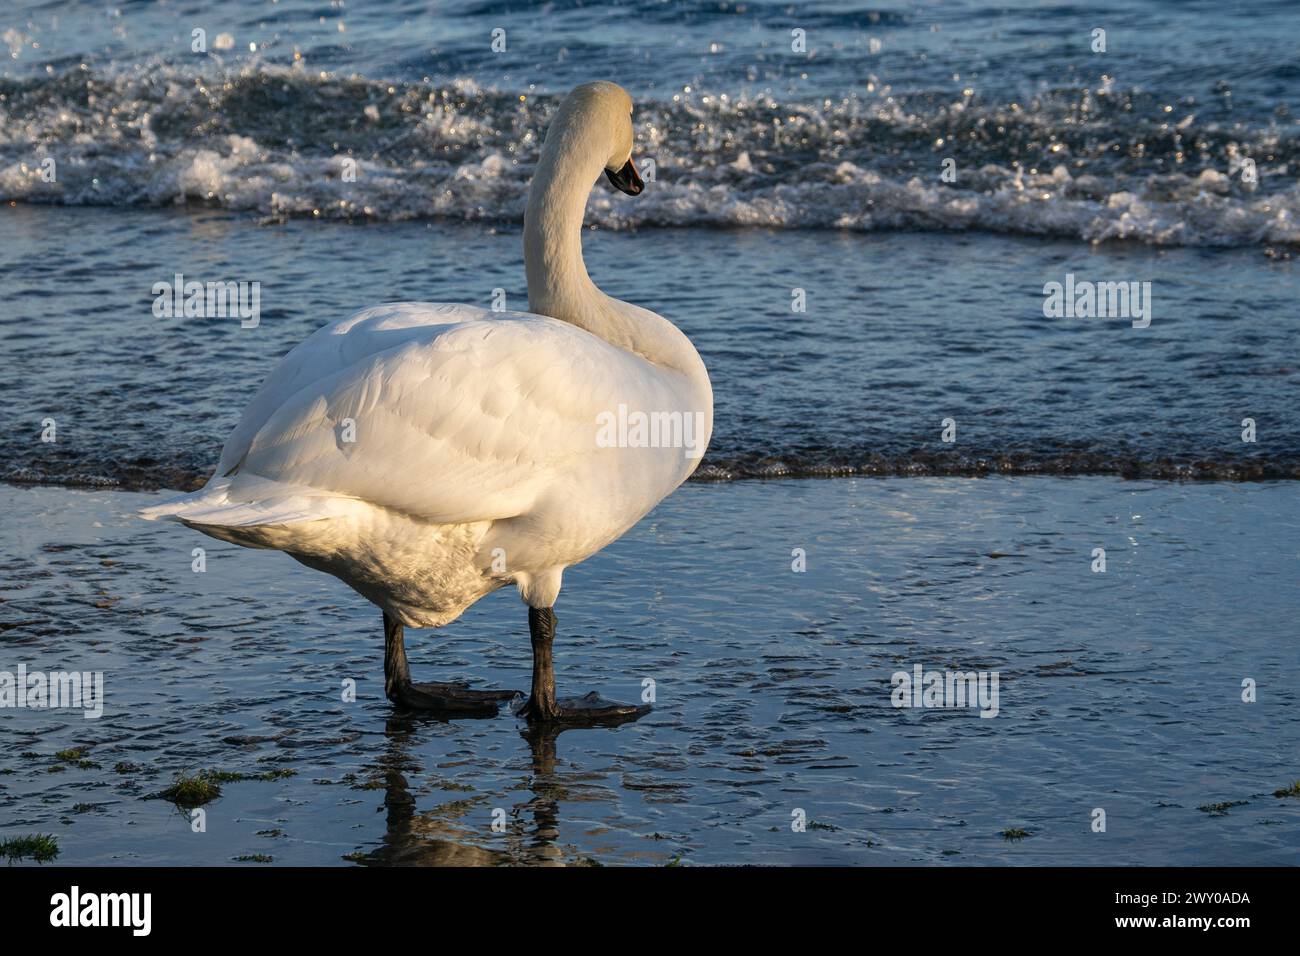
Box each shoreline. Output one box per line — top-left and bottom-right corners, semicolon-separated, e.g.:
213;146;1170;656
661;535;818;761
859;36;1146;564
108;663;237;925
5;462;1300;495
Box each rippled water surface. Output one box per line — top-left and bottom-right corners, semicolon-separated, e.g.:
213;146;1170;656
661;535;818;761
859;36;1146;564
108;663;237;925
1;479;1297;865
2;206;1297;487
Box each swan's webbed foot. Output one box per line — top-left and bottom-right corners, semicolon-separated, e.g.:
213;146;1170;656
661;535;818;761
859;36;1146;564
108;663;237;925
513;690;650;728
383;611;518;717
519;606;649;729
388;679;518;717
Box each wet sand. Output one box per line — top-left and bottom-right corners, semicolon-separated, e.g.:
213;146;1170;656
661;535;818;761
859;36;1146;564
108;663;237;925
1;477;1296;865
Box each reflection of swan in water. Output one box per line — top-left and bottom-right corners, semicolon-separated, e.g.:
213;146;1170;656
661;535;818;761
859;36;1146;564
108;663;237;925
358;762;509;867
348;716;578;866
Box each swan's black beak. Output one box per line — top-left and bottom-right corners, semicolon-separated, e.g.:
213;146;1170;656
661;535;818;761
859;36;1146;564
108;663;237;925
605;158;644;196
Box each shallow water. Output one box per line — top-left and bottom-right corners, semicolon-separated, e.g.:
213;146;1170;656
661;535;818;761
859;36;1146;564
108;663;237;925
2;205;1297;489
1;478;1297;866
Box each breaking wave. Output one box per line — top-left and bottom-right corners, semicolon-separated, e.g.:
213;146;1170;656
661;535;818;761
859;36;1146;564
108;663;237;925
3;63;1298;247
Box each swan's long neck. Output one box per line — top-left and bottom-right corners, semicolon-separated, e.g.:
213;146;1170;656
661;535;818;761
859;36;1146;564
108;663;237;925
524;122;605;325
523;119;710;390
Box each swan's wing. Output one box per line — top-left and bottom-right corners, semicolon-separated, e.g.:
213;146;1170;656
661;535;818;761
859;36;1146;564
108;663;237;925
213;302;487;478
213;312;675;525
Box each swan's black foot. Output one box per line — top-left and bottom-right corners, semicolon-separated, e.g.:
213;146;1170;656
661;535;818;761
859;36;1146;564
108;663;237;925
381;611;517;717
388;680;519;717
513;691;650;727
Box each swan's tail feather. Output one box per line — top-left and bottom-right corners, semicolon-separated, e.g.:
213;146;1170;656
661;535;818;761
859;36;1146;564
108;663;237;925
139;477;357;528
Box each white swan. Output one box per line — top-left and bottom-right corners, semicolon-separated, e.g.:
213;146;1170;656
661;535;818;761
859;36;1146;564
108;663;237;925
142;82;713;725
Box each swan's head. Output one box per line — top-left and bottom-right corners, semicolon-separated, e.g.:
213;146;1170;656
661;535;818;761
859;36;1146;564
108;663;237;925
549;81;644;196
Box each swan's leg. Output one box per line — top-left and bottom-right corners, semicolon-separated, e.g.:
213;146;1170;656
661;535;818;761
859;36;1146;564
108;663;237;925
516;606;650;726
383;611;517;716
523;607;559;719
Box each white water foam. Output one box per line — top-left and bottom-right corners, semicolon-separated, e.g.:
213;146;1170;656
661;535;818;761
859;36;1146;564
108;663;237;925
2;63;1297;247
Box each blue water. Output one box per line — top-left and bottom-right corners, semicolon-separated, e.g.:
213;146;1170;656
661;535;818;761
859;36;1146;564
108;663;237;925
5;0;1298;108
